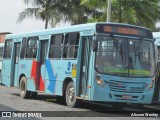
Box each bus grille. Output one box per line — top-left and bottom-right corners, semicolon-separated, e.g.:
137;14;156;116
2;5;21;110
105;80;145;93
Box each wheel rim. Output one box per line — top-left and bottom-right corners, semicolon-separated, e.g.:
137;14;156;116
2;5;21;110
20;80;25;94
67;84;75;103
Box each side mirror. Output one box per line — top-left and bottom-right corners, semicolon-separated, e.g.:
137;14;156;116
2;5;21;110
92;40;98;51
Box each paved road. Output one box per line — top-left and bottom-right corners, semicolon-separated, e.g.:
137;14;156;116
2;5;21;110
0;84;159;120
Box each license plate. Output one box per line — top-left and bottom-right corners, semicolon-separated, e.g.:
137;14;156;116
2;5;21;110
122;95;132;99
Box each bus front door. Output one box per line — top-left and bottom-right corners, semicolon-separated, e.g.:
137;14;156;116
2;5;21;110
36;40;48;91
12;42;21;87
79;37;92;98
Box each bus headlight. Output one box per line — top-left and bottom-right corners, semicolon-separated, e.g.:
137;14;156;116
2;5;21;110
150;77;155;89
96;75;104;86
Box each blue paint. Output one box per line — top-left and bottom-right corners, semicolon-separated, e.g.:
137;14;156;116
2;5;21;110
65;61;72;75
45;60;57;93
67;61;71;71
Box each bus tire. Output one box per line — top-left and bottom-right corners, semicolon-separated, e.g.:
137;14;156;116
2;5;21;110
65;82;80;108
19;76;30;98
30;92;38;99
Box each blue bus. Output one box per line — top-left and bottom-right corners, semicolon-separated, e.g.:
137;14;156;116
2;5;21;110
1;22;158;108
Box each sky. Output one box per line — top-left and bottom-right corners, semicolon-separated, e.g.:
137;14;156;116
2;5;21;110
0;0;69;34
0;0;160;34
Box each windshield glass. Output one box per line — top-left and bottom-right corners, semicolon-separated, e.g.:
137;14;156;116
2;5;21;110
95;35;155;77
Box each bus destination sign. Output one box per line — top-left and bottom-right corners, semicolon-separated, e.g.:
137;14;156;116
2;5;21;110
96;24;152;38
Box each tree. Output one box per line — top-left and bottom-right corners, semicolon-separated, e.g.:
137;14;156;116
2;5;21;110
17;0;62;29
81;0;160;30
57;0;98;25
17;0;94;28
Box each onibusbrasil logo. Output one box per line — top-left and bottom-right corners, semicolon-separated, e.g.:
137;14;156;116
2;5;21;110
65;61;72;75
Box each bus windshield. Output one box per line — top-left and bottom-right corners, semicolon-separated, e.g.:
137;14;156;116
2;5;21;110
95;35;155;77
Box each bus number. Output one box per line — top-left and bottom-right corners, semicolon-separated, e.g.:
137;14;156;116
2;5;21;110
118;27;138;35
103;26;112;32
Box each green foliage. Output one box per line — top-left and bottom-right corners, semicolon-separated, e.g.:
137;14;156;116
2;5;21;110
81;0;160;31
17;0;65;29
17;0;94;28
18;0;160;30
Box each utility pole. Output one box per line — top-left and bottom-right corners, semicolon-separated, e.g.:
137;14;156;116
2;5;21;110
107;0;111;22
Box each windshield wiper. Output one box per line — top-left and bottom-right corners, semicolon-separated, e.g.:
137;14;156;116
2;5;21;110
135;40;142;56
113;41;124;63
134;40;143;65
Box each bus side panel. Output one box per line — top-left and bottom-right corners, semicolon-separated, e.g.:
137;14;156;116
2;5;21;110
27;80;36;91
44;59;58;95
1;59;12;86
55;60;77;96
18;60;37;91
44;59;78;96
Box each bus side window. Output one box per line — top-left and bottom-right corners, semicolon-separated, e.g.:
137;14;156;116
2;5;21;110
3;39;13;58
20;38;27;59
49;34;63;59
63;32;79;59
25;37;38;58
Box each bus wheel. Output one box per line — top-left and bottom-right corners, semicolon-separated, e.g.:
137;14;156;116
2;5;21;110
30;92;38;99
65;82;80;108
19;76;30;98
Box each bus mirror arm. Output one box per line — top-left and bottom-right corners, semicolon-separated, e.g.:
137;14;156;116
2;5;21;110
92;40;98;51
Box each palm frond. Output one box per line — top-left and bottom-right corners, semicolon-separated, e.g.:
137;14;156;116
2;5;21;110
17;8;41;22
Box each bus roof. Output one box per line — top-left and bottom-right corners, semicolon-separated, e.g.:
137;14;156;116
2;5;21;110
5;22;150;39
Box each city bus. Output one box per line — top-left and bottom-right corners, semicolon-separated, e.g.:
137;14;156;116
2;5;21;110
1;22;159;108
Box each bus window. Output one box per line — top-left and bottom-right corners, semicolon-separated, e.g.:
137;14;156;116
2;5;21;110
3;40;13;58
63;32;79;59
20;38;27;59
49;34;63;59
15;43;20;64
25;37;38;58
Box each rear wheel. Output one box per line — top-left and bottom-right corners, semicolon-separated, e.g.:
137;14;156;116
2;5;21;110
19;76;31;98
65;82;80;108
30;92;38;99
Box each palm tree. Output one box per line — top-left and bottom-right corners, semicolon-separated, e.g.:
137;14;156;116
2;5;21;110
81;0;160;30
17;0;94;28
17;0;62;29
57;0;97;25
111;0;160;30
